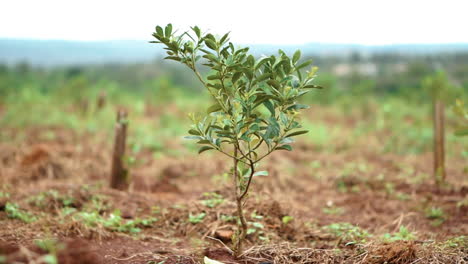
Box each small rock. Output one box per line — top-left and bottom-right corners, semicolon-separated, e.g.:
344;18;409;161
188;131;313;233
215;229;233;242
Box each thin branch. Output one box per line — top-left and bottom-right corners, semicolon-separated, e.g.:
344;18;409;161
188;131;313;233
239;160;255;200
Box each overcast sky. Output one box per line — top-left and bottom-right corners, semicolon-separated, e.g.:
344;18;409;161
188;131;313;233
1;0;467;45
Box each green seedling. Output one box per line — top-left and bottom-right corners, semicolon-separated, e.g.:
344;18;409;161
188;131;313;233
382;226;416;242
188;212;206;224
324;222;371;245
28;190;74;209
200;192;224;208
425;207;446;226
441;235;467;249
73;210;156;234
152;24;320;256
220;214;236;222
5;202;36;223
282;215;294;224
323;206;345;215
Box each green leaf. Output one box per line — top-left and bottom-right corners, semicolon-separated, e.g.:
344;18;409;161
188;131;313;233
280;137;294;144
164;24;172;37
164;56;181;62
253;171;269;177
188;129;201;136
198;146;215;154
286;130;309;137
255;57;271;70
267;79;281;90
184;136;203;140
207;74;221;80
275;145;292;151
207;104;222;113
220;32;230;45
155;26;164;36
295;60;313;71
263;100;275;116
191;26;201;38
292;50;301;64
204;39;218;50
256;73;271;82
231;72;242;84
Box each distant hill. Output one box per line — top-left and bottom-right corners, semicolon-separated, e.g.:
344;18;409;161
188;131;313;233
1;38;468;66
0;39;159;66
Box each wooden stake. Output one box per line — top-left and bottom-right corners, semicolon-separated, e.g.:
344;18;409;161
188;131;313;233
433;100;446;186
96;91;107;110
110;109;129;190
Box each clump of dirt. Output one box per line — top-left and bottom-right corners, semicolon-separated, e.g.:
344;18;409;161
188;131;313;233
204;248;238;263
56;239;101;264
20;144;51;166
369;241;417;264
0;238;101;264
150;178;181;193
0;241;19;255
256;200;284;220
17;144;69;182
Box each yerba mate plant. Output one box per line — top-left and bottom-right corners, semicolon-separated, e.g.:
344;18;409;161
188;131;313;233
151;24;321;256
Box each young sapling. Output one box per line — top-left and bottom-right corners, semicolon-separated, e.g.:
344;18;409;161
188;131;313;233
151;24;321;256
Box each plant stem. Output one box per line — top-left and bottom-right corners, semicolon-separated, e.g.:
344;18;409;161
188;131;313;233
239;160;255;200
232;147;248;257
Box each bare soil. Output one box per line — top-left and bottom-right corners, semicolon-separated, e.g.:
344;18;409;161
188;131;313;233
0;125;467;263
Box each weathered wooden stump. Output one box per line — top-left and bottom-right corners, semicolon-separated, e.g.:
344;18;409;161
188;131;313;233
110;109;129;190
433;100;446;186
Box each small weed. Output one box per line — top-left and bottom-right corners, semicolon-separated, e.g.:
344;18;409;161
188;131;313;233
309;160;322;169
5;202;36;223
381;226;416;242
384;182;395;195
220;214;236;222
425;207;446;226
0;192;10;199
200;192;224;208
282;215;294;225
60;207;77;217
324;223;371;244
85;194;111;213
74;210;156;233
247;222;264;235
28;190;74;209
42;255;58;264
188;212;206;224
34;238;64;254
456;198;468;209
323;206;345;215
395;192;411;201
441;235;467;249
250;211;264;220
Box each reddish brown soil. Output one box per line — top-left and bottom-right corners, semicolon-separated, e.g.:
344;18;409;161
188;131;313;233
0;125;467;263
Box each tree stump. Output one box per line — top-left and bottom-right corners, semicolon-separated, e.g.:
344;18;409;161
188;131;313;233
433;100;446;186
110;109;129;190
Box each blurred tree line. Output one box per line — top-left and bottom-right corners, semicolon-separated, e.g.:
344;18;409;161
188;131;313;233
0;51;467;107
